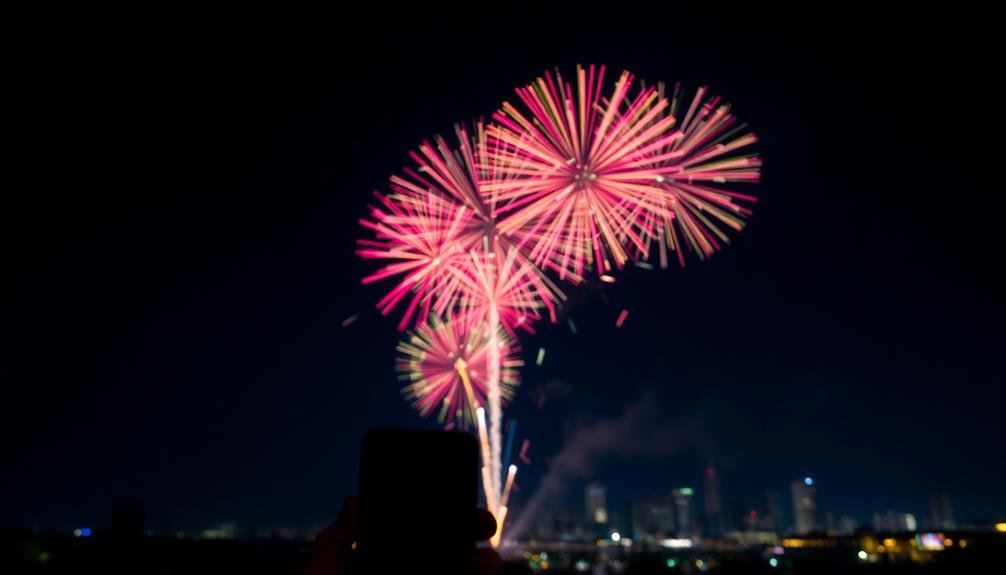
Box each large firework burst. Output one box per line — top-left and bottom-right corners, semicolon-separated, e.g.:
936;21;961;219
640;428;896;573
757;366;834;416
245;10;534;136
484;64;682;280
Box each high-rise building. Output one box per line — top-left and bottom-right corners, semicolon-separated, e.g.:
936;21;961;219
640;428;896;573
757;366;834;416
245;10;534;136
762;490;784;534
703;467;724;537
557;505;584;541
672;487;696;538
632;495;676;543
873;511;917;532
790;477;817;534
838;515;859;535
725;501;746;533
585;482;608;525
929;492;956;530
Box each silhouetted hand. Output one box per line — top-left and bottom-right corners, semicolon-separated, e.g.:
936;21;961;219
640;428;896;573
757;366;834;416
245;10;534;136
299;496;502;575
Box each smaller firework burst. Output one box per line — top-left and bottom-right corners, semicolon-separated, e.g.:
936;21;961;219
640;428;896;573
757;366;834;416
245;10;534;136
357;186;478;331
449;244;561;335
397;314;522;427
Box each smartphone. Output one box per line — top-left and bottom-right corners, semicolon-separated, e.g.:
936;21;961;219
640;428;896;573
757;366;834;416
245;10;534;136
354;427;479;574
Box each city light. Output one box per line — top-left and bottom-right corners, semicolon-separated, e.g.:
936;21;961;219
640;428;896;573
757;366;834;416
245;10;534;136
916;533;945;551
996;522;1006;532
73;528;92;538
679;487;694;496
611;531;621;542
803;476;814;486
666;558;677;568
769;557;779;567
660;538;694;548
857;550;868;560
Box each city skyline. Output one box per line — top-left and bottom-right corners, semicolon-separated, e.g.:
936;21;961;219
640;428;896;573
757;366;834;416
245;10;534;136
528;468;980;546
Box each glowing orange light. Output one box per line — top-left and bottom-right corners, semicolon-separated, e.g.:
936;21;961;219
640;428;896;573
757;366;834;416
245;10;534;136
489;505;508;548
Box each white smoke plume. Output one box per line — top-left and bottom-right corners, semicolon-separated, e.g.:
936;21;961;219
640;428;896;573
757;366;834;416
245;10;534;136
508;389;713;539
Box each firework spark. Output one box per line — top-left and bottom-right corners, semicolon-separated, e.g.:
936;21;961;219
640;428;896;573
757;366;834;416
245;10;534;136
615;308;629;328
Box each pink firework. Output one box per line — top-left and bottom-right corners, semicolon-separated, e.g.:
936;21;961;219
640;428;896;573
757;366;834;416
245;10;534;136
397;314;522;426
357;187;477;330
452;244;560;335
359;124;565;330
484;64;682;280
409;123;496;227
415;123;578;287
639;83;761;267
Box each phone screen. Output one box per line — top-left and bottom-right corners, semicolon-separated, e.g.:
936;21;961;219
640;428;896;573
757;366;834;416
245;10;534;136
355;427;479;574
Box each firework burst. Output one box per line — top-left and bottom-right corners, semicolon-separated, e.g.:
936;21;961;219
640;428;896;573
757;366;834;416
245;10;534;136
358;124;566;330
397;314;522;427
484;64;683;280
452;244;560;335
357;187;477;330
639;83;761;267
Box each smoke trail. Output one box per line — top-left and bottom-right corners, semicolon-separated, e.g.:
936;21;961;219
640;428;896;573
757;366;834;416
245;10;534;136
508;390;711;539
487;307;502;513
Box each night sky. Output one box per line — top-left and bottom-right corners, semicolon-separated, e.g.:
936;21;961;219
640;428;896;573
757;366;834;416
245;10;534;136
7;8;1003;534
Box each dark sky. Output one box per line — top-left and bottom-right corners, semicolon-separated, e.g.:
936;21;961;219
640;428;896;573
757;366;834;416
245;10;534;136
6;8;1004;533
